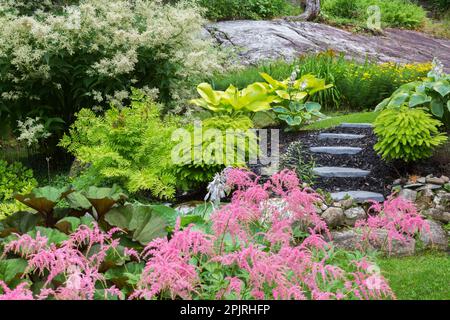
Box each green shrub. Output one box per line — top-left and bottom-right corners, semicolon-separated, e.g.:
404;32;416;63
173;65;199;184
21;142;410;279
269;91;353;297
322;0;427;29
173;115;257;190
0;160;37;219
0;0;223;132
59;89;180;200
0;160;37;202
374;107;448;162
196;0;300;21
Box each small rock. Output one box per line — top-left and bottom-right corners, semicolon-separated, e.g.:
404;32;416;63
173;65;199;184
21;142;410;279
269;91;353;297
417;177;426;184
393;179;402;186
417;184;442;191
404;183;424;189
441;176;449;183
320;204;328;211
330;229;416;256
322;207;344;228
426;177;445;185
340;198;354;209
419;220;448;251
333;202;342;208
422;208;450;224
426;174;433;179
344;207;367;226
398;189;417;202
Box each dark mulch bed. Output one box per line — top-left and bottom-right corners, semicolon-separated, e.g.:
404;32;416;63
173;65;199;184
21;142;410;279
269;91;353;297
251;126;450;198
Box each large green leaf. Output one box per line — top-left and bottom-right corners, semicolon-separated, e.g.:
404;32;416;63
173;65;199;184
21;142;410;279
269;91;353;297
409;93;431;107
431;99;444;117
83;185;127;218
0;211;42;237
14;186;72;216
196;83;222;105
0;258;28;284
432;81;450;97
387;92;410;108
105;205;168;245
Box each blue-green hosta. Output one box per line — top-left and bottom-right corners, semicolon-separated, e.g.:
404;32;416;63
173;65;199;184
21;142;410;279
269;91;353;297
376;60;450;126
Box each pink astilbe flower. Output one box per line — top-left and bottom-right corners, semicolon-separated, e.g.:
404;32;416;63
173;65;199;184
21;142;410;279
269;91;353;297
0;281;34;300
3;232;48;258
348;259;395;300
132;222;214;300
355;196;430;254
3;222;125;300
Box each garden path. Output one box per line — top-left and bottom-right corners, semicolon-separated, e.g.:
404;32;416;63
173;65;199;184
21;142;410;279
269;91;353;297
310;123;386;202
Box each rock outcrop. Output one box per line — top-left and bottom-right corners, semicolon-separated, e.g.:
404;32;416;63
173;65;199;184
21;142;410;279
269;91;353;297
206;20;450;69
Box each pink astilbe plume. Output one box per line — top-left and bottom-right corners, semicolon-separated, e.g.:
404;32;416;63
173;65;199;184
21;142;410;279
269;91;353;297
2;223;126;300
3;232;48;258
0;281;34;300
355;196;430;254
132;219;214;300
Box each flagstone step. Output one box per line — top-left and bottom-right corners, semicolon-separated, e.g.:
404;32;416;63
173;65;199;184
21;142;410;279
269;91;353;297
331;191;385;203
310;146;363;155
318;133;366;140
339;123;373;129
313;167;370;178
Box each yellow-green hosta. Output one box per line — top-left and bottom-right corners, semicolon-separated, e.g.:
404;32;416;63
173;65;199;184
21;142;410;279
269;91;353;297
190;82;276;115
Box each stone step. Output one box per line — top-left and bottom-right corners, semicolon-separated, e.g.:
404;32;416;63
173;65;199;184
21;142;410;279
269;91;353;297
339;123;373;129
313;167;370;178
318;133;366;140
331;191;385;203
310;146;362;155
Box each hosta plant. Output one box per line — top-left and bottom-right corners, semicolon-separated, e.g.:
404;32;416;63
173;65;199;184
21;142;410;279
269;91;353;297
376;58;450;126
373;107;448;162
190;82;276;117
261;72;332;130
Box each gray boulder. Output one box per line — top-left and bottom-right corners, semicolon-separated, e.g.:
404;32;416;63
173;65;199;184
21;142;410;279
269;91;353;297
344;207;367;226
322;207;344;228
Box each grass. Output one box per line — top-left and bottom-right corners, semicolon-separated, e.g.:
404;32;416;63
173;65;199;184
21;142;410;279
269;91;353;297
303;111;379;130
377;251;450;300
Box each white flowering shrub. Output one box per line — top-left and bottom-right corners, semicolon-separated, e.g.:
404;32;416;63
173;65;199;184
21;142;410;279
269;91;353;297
0;0;223;129
16;117;52;146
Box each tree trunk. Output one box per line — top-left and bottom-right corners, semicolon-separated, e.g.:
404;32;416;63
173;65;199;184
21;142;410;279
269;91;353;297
285;0;320;21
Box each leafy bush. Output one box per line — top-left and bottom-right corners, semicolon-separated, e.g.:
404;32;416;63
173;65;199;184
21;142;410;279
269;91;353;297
196;0;300;21
210;52;431;112
0;160;37;202
0;160;37;219
0;0;79;15
376;60;450;127
173;115;257;190
190;82;276;116
262;72;332;130
374;107;448;162
321;0;427;29
0;170;401;300
59;89;180;200
0;0;223;131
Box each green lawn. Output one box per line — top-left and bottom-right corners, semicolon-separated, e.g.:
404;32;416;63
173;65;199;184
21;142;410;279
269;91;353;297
303;111;379;130
377;252;450;300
